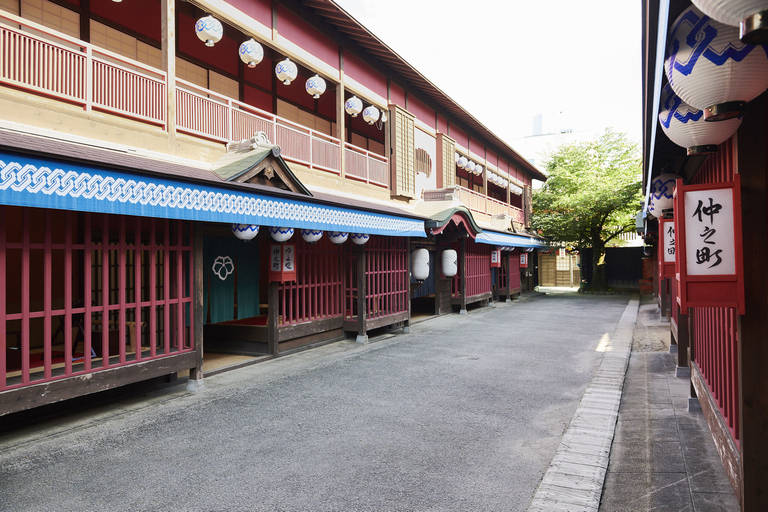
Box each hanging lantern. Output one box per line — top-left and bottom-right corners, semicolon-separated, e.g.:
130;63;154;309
647;173;683;218
658;84;741;155
466;161;476;173
665;6;768;120
329;231;348;244
269;226;294;242
457;156;468;169
362;105;380;125
350;233;370;245
239;39;264;68
411;248;430;281
474;165;483;176
305;74;326;99
231;223;259;241
692;0;768;44
441;249;458;277
195;15;223;47
301;229;323;244
380;111;388;123
345;96;363;117
275;58;298;85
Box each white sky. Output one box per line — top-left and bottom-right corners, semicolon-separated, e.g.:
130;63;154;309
333;0;642;153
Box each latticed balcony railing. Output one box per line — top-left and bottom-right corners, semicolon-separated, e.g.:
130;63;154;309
0;11;387;186
456;186;524;224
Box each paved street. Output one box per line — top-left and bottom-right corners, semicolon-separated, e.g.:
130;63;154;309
1;292;631;511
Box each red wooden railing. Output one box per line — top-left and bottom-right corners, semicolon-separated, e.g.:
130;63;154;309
456;186;524;223
277;236;342;326
364;237;408;319
0;11;385;184
1;207;193;391
692;306;739;444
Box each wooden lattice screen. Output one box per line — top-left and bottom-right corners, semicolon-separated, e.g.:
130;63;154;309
1;207;193;391
365;236;408;319
452;241;492;298
278;236;342;325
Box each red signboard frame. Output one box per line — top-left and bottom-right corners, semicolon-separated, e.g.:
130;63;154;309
658;217;676;278
674;176;744;314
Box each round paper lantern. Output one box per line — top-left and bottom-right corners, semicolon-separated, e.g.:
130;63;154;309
301;229;323;244
231;223;259;241
647;173;683;218
474;165;483;176
411;248;430;281
658;84;742;155
239;39;264;68
275;58;298;85
362;105;380;125
665;5;768;120
305;74;326;99
329;231;348;244
441;249;458;277
345;96;363;117
350;233;370;245
692;0;768;43
195;16;223;47
269;226;294;242
466;161;476;173
457;156;468;169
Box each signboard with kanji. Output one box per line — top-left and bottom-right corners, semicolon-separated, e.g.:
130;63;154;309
658;217;676;278
491;249;501;268
674;176;744;314
520;253;528;268
269;244;297;282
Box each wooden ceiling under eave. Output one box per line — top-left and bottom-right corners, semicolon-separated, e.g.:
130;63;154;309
294;0;546;182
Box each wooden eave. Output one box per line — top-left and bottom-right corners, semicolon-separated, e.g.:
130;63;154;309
212;145;312;196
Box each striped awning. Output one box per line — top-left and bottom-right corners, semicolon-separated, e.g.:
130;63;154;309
0;151;426;237
475;230;548;249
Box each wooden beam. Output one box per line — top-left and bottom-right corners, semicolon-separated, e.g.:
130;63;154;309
737;91;768;510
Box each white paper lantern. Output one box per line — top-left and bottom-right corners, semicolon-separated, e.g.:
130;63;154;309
195;16;223;47
345;96;363;117
466;161;476;173
665;6;768;120
457;156;468;168
362;105;380;125
441;249;458;277
647;173;683;218
474;165;483;176
269;226;294;242
380;111;388;123
305;74;326;99
329;231;348;244
231;223;259;241
411;248;430;281
239;39;264;68
350;233;370;245
692;0;768;43
275;58;298;85
301;229;323;244
658;84;742;155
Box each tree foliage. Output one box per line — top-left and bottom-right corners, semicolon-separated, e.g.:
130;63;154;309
532;129;642;289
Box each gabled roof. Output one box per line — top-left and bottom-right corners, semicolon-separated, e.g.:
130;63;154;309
213;134;312;196
292;0;546;183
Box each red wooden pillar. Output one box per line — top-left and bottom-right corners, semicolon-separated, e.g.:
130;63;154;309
459;238;467;315
189;227;204;386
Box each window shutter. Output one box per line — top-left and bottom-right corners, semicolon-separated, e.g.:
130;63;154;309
390;106;416;198
437;133;456;189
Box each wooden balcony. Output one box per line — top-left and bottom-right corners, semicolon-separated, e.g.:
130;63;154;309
456;186;524;224
0;11;387;187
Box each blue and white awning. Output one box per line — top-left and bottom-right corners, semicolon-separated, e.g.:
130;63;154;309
475;230;547;249
0;151;426;237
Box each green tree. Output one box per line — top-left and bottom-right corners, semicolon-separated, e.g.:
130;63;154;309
532;129;642;291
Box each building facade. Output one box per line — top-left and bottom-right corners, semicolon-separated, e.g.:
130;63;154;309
0;0;545;417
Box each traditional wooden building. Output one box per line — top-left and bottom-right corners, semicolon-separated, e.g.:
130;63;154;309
0;0;544;417
641;1;768;508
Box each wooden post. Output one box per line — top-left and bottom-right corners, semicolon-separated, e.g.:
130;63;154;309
675;305;689;378
267;282;279;355
188;227;204;387
356;245;367;342
737;92;768;509
161;0;176;141
459;238;467;314
337;50;346;178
